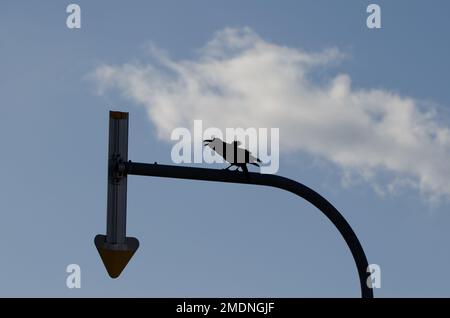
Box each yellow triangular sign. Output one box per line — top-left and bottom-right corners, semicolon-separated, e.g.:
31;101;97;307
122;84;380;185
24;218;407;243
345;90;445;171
94;235;139;278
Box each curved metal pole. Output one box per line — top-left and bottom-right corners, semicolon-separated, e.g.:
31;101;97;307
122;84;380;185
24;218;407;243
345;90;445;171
124;161;374;298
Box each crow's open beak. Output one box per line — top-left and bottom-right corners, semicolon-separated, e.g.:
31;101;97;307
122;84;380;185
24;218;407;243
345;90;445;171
203;139;213;145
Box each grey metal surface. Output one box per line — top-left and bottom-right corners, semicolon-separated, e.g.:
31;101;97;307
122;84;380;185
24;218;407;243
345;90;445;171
106;111;129;244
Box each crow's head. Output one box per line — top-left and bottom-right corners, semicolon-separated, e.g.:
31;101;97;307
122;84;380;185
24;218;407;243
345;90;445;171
203;137;217;146
203;137;224;151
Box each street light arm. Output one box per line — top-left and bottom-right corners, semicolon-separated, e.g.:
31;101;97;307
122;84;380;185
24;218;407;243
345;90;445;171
124;161;374;298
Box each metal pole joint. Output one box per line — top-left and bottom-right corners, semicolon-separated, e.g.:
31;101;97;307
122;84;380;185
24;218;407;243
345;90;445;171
111;155;127;183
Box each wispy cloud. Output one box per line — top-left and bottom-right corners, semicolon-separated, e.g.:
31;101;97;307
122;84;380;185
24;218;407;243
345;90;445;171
90;27;450;200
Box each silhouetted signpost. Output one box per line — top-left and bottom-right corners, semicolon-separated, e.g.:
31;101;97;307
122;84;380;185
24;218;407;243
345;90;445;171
95;111;374;298
94;112;139;278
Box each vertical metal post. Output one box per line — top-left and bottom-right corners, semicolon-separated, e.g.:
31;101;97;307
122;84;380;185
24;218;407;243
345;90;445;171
94;111;139;278
106;111;128;244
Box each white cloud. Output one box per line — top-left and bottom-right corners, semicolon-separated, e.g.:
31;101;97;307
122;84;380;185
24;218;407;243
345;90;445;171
91;27;450;200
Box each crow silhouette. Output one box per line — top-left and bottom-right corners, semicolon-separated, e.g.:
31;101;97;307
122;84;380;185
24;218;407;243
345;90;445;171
203;137;262;175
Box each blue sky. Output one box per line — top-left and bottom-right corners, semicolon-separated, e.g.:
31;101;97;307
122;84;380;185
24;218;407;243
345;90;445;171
1;0;450;297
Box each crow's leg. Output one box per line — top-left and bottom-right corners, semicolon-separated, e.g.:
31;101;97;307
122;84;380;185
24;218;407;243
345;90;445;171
241;165;250;180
